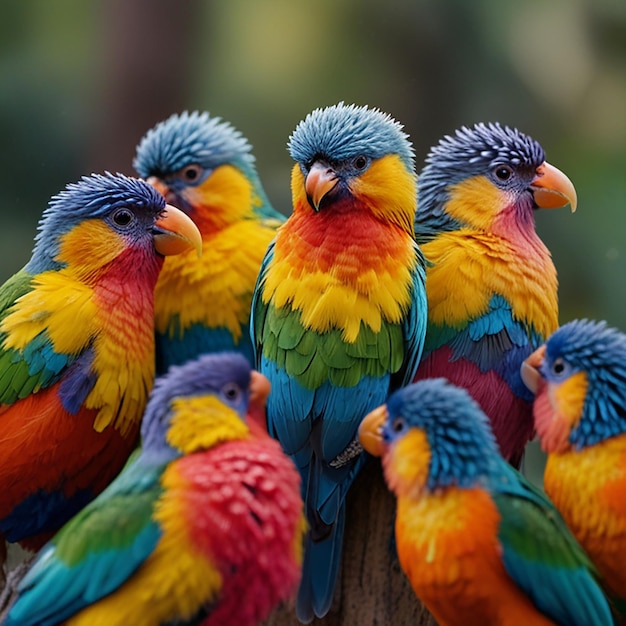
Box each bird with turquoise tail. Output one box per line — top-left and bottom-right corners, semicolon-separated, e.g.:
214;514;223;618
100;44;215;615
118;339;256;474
251;102;427;622
2;352;306;626
0;173;201;569
522;319;626;618
412;122;577;467
359;378;614;626
133;111;285;373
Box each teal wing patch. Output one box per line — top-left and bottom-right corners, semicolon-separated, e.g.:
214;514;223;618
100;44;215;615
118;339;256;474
492;465;613;626
6;453;163;626
0;269;76;405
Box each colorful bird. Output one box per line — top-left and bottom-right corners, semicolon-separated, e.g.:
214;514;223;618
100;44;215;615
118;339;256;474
358;378;614;626
133;111;285;373
3;352;305;626
0;173;201;558
522;318;626;609
251;102;427;622
412;122;577;467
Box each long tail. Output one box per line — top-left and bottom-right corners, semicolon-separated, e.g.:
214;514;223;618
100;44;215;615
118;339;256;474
296;502;346;624
294;443;366;623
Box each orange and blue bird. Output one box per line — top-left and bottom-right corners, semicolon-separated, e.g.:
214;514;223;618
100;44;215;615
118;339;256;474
133;111;284;373
251;102;427;622
359;378;614;626
522;318;626;613
2;352;305;626
0;173;201;558
412;123;577;467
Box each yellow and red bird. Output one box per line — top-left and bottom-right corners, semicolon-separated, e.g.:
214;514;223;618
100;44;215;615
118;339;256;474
252;102;427;622
412;123;577;466
0;173;201;559
133;111;284;373
522;318;626;612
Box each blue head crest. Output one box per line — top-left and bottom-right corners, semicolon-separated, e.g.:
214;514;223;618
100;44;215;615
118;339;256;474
424;122;544;182
27;173;165;273
545;319;626;447
386;378;501;489
288;102;414;171
415;122;545;239
133;111;256;179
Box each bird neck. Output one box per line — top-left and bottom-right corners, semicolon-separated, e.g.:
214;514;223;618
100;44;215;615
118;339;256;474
263;204;418;342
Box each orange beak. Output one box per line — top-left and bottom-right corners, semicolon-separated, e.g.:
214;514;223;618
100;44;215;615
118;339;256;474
305;161;338;211
521;344;547;395
358;405;388;457
531;162;577;212
153;204;202;257
250;371;271;411
146;176;169;197
246;371;272;434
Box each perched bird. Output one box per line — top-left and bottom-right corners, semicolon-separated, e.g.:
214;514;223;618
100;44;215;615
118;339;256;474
133;111;285;373
412;122;577;467
0;173;201;557
3;352;305;626
252;102;427;622
522;318;626;609
358;378;614;626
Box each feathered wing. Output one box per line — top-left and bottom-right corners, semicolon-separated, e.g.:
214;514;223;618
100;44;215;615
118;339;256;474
424;294;536;391
0;270;80;405
393;243;428;390
419;291;541;464
250;239;275;368
492;464;613;626
5;454;163;626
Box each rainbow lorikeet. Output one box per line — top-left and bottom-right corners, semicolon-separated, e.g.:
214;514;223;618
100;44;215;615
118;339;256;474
3;352;305;626
0;173;201;558
412;123;577;467
251;102;427;622
359;378;613;626
133;111;285;373
522;318;626;613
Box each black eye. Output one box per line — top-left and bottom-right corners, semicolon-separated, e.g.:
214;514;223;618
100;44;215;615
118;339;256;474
112;208;134;227
353;155;368;170
494;165;513;181
222;383;242;402
181;164;203;182
391;417;406;433
552;358;566;376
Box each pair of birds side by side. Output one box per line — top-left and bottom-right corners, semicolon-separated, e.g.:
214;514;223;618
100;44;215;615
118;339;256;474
358;373;616;626
359;317;626;625
2;352;305;626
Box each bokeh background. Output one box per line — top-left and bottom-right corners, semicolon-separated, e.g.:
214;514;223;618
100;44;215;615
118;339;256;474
1;0;625;330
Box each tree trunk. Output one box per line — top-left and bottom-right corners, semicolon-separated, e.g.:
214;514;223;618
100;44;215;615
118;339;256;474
87;0;203;175
263;459;437;626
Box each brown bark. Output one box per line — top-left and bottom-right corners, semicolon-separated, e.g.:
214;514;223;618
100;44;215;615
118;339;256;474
263;459;437;626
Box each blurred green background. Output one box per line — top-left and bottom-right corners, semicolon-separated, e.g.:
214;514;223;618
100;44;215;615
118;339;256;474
1;0;625;331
